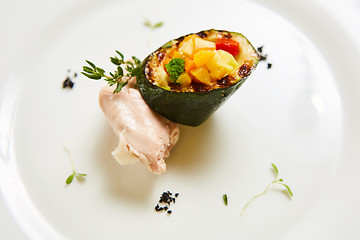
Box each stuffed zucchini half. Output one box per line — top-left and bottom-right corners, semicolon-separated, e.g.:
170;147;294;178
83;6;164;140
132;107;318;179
136;29;260;126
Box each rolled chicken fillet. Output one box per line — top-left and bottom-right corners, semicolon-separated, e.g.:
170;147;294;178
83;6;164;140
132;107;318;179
99;77;179;174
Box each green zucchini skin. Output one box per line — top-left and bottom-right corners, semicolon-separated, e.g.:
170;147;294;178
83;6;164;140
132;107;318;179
137;62;247;126
136;30;259;127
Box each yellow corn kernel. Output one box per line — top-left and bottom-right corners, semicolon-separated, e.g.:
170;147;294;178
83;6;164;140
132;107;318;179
191;67;212;85
177;72;192;86
193;50;215;68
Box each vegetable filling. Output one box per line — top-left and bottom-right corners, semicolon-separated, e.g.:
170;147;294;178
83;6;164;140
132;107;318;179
145;30;259;92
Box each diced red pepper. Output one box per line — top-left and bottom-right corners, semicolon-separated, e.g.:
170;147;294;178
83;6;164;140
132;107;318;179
216;39;240;56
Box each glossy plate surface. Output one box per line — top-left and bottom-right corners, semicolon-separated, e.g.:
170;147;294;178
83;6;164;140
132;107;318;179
1;0;359;239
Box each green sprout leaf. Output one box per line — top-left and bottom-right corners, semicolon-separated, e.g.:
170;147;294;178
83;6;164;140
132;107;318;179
144;19;164;47
66;174;74;184
81;51;141;94
240;163;293;216
144;19;163;29
144;19;152;28
277;181;293;197
153;22;164;29
64;144;87;185
223;194;228;206
271;163;279;175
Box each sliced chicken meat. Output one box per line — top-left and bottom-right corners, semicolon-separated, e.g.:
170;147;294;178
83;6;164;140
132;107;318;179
99;77;179;174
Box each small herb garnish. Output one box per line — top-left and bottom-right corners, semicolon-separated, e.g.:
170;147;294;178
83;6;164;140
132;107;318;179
240;163;293;216
162;42;173;49
144;19;164;29
64;144;87;185
165;58;185;82
81;51;141;94
223;194;228;206
144;19;164;47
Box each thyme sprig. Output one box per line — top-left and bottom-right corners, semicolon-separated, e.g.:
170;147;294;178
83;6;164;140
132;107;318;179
64;144;87;185
81;51;141;93
240;163;293;216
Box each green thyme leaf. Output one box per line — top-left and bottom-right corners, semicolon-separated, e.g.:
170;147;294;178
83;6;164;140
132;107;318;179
114;81;128;94
117;66;124;76
96;67;105;76
110;57;121;65
116;51;124;61
81;72;102;80
85;60;96;70
82;51;141;94
131;66;141;77
223;194;228;206
83;66;94;73
132;56;141;65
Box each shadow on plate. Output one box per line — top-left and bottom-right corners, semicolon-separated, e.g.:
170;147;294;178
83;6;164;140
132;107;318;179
166;117;216;173
92;117;216;203
93;122;157;204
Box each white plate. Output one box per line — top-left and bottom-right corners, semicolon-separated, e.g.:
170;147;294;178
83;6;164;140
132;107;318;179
1;0;360;239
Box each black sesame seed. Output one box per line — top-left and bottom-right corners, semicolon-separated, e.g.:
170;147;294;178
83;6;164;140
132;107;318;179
259;54;267;61
267;63;272;69
167;210;172;214
63;77;74;89
175;193;179;197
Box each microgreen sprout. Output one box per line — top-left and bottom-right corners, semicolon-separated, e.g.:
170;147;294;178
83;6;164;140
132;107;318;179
64;144;87;185
240;163;293;216
144;19;164;29
223;194;228;206
144;19;164;47
81;51;141;94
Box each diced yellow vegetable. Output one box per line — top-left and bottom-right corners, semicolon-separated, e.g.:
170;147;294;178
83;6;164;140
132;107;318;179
209;67;230;80
194;37;216;50
172;51;186;60
177;72;192;86
156;68;170;88
206;51;234;77
193;50;215;68
217;50;238;68
190;67;212;85
178;35;196;56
